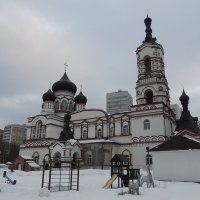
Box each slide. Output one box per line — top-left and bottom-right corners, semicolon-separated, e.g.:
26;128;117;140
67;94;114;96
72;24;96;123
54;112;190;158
3;171;16;185
103;174;118;189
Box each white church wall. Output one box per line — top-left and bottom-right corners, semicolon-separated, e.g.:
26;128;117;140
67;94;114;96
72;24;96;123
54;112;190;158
132;142;159;169
152;150;200;182
132;115;165;138
46;125;62;139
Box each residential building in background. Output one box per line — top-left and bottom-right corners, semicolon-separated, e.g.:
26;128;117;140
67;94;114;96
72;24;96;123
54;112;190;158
3;124;27;145
106;90;133;114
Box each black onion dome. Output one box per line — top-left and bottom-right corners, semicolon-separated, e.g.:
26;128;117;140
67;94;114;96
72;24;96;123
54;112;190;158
52;72;77;94
42;89;56;102
144;15;152;24
179;89;189;102
75;91;87;104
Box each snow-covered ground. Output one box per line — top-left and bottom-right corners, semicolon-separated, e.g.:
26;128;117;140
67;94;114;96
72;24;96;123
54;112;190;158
0;167;199;200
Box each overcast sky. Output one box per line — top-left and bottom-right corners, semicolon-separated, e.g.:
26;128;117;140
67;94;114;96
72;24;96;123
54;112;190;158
0;0;200;129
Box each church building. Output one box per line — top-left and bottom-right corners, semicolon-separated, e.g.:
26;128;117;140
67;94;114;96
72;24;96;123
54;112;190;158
19;16;176;169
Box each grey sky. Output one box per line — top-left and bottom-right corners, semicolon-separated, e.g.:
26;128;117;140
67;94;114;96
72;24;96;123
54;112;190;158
0;0;200;128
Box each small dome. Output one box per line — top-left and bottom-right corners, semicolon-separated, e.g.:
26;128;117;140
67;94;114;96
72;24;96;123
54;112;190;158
144;15;152;24
52;72;77;94
75;91;87;104
179;89;189;102
42;89;56;102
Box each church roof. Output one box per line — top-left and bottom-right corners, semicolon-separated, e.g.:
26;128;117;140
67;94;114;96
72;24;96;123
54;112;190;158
150;135;200;151
52;72;77;94
75;91;87;104
143;15;157;43
42;89;56;102
110;154;129;163
175;90;199;133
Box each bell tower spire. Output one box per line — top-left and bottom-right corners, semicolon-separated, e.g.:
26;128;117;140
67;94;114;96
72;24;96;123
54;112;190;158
135;16;170;107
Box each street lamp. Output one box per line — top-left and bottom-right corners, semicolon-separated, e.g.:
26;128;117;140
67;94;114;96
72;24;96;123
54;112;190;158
146;146;150;170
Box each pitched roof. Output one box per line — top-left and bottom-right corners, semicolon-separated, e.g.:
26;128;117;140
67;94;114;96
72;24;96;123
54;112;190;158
110;154;129;163
150;135;200;151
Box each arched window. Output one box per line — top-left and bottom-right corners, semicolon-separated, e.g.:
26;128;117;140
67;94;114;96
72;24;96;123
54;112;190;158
32;152;39;164
32;127;36;138
144;119;150;130
69;102;73;112
61;100;67;111
122;149;131;164
53;152;61;168
36;121;43;138
123;125;129;135
42;126;46;138
144;57;151;76
86;151;92;165
110;126;114;137
146;154;152;165
145;90;153;104
55;101;59;110
97;129;102;138
82;130;88;139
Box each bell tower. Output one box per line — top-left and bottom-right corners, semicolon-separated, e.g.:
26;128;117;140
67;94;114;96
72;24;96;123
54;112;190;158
136;15;170;107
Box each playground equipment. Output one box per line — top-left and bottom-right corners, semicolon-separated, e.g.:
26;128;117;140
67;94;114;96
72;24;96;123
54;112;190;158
104;154;141;189
103;174;118;189
3;171;16;185
41;156;80;192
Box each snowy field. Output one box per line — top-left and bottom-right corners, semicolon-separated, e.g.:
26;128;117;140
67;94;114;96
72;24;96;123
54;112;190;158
0;167;200;200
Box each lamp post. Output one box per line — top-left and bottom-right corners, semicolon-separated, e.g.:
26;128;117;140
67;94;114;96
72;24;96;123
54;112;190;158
146;146;150;170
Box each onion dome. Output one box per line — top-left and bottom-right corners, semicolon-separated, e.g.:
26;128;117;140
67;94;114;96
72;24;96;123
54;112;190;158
144;15;152;24
143;15;157;43
75;91;87;104
179;89;189;111
179;89;189;102
42;89;56;102
52;72;77;94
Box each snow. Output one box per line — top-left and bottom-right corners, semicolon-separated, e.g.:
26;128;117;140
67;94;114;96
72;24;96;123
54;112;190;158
21;155;33;160
26;161;40;168
0;168;200;200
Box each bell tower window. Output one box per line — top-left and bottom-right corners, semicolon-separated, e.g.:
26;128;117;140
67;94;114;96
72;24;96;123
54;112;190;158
145;90;153;104
144;57;151;77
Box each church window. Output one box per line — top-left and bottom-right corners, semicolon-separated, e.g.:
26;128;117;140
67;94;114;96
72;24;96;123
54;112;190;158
145;90;153;104
144;119;150;130
122;125;129;135
86;151;92;165
55;101;59;110
69;102;73;112
87;155;92;165
61;100;67;111
110;126;114;137
97;129;102;138
82;130;88;139
32;152;39;164
36;121;43;138
32;128;36;138
53;152;61;168
144;57;151;76
146;154;152;165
